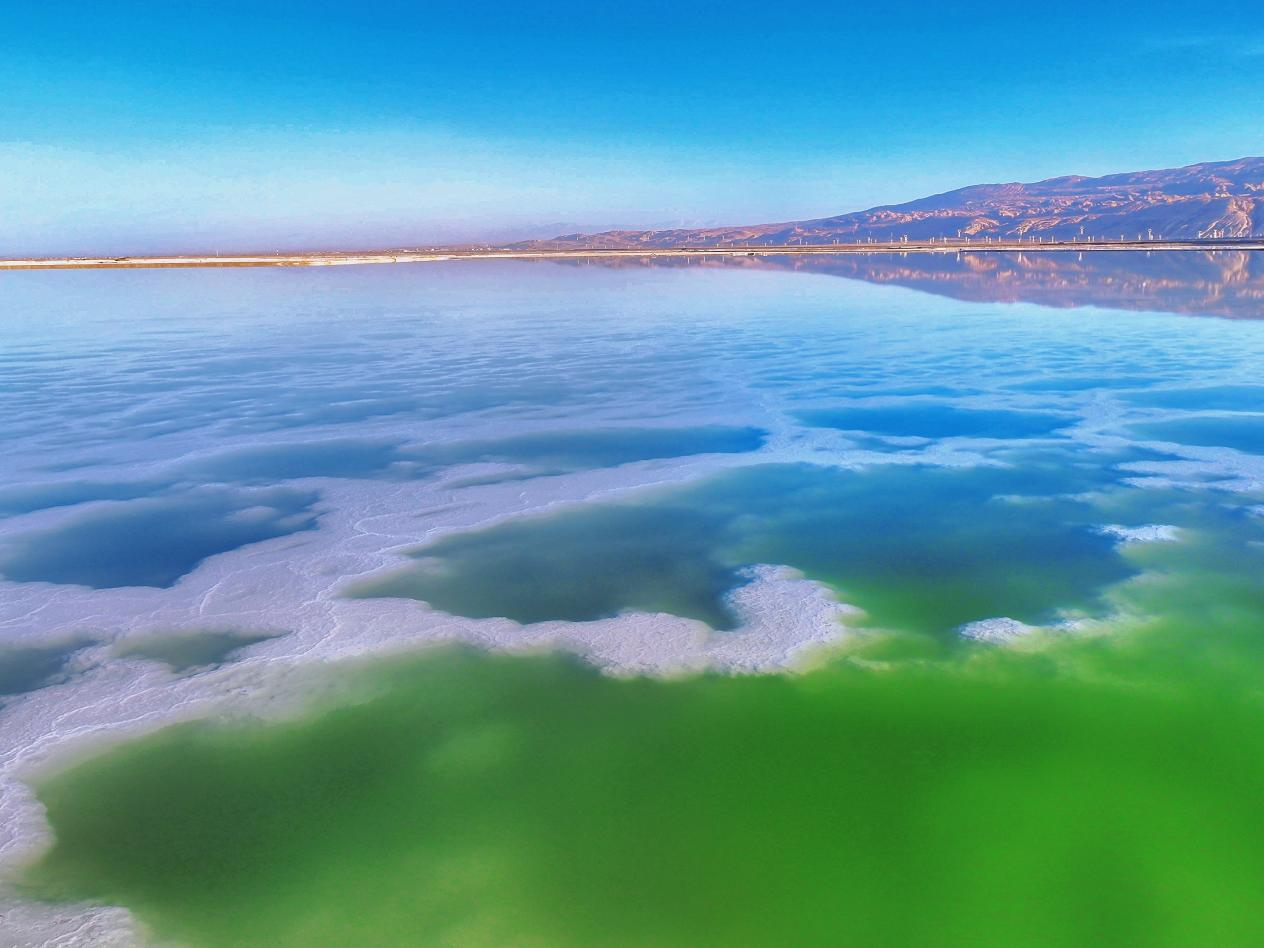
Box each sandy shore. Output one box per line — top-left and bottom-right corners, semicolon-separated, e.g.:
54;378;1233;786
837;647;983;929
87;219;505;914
4;239;1264;270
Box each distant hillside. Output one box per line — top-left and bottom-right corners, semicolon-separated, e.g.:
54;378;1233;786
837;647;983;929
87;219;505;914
516;157;1264;249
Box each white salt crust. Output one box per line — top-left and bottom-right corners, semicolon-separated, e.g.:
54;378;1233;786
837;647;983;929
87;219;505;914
1096;524;1182;544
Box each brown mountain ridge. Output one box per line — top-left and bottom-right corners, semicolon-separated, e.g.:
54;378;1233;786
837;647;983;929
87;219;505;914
516;157;1264;249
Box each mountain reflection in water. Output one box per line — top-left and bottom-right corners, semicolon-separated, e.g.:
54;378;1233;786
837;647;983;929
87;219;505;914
548;250;1264;320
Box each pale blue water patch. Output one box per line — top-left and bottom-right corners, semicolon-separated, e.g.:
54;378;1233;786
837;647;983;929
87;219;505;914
1129;416;1264;455
1006;376;1155;393
405;426;767;476
184;441;408;484
796;404;1074;439
352;447;1141;636
182;427;767;486
1125;386;1264;412
0;427;766;535
853;385;972;398
0;480;165;516
0;639;93;699
0;488;319;588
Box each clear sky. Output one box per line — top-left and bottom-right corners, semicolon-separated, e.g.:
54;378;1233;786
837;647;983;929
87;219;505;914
3;1;1263;254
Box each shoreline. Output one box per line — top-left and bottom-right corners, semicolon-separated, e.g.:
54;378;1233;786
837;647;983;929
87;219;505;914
4;239;1264;270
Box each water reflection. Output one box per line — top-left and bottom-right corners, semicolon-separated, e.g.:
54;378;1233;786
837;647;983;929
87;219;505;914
550;250;1264;320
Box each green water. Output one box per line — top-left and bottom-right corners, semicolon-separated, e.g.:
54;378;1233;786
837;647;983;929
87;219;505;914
25;638;1264;948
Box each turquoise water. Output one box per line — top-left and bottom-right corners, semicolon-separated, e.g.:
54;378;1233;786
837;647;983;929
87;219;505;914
113;630;280;673
0;640;90;699
352;456;1142;635
6;255;1264;944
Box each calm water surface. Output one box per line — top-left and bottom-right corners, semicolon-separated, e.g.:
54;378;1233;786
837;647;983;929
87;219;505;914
6;255;1264;945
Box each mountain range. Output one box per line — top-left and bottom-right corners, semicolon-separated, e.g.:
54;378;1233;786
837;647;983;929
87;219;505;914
514;157;1264;249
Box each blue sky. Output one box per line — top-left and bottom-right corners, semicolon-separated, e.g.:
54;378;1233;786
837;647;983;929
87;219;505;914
3;2;1263;253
